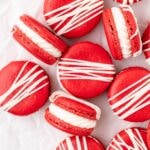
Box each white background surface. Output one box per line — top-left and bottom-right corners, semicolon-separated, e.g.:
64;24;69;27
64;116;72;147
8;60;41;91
0;0;149;150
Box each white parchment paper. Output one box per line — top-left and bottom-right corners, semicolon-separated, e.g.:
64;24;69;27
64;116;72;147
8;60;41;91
0;0;149;149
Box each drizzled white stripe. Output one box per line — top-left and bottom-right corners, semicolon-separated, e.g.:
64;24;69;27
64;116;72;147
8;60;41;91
58;58;115;82
0;62;49;111
45;0;104;35
16;19;61;58
109;74;150;119
107;128;148;150
49;91;101;120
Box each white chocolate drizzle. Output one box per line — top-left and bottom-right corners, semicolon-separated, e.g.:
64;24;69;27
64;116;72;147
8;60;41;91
49;91;101;120
107;128;148;150
44;0;104;35
0;61;49;111
58;58;115;82
109;74;150;119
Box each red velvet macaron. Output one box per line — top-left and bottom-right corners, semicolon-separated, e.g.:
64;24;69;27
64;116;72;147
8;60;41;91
107;128;148;149
147;123;150;149
113;0;141;5
44;0;104;38
0;61;50;116
12;15;68;65
142;24;150;65
45;91;101;136
57;42;116;99
56;136;105;150
108;67;150;122
102;5;142;60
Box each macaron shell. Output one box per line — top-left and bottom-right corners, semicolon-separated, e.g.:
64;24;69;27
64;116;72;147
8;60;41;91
121;6;141;56
0;61;50;116
107;128;148;150
53;97;97;120
142;24;150;63
45;108;93;136
44;0;103;38
58;42;115;99
56;136;105;150
108;67;150;122
102;9;123;60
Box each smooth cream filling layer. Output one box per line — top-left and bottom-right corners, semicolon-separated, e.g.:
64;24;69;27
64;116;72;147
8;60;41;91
49;103;96;129
16;20;61;58
111;7;132;59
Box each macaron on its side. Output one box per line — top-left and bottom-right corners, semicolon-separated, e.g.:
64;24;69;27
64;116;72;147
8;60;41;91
121;5;142;57
107;128;148;150
44;0;104;38
0;61;51;116
12;15;68;65
45;91;101;135
56;136;105;150
142;24;150;65
108;67;150;122
57;42;116;99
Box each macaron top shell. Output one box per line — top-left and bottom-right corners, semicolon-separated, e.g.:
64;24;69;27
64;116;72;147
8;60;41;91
44;0;104;38
57;42;116;99
0;61;50;116
108;67;150;122
56;136;105;150
107;128;148;150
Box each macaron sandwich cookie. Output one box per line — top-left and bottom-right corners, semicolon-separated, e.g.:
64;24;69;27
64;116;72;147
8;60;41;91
102;5;142;60
57;42;116;99
113;0;141;5
108;67;150;122
45;91;101;136
44;0;104;38
0;61;50;116
12;15;68;65
56;136;105;150
107;128;148;150
142;24;150;65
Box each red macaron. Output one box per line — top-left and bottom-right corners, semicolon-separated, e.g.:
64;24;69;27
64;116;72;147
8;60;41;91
142;24;150;65
107;128;148;149
57;42;116;99
108;67;150;122
44;0;104;38
12;14;68;65
102;5;142;60
147;123;150;149
56;136;105;150
113;0;141;5
0;61;50;116
45;91;101;136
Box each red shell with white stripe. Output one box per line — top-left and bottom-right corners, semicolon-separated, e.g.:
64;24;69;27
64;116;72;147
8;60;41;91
102;6;142;60
107;128;148;150
113;0;141;5
147;123;150;149
56;136;105;150
45;91;101;136
44;0;104;38
57;42;116;99
142;24;150;65
12;15;68;65
0;61;50;116
108;67;150;122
